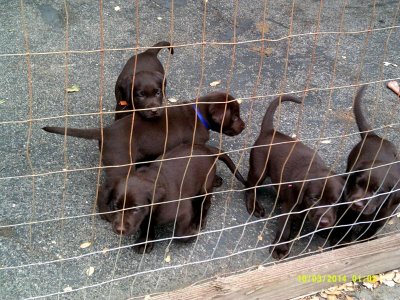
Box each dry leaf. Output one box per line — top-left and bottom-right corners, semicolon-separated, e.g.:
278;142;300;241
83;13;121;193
144;296;151;300
383;280;396;287
320;292;328;298
380;272;395;282
168;97;178;103
114;6;121;11
257;235;263;241
164;255;171;263
157;17;162;20
80;241;91;249
363;281;374;290
388;219;395;225
249;46;273;57
209;80;221;87
63;286;73;292
393;273;400;283
345;296;354;300
256;22;270;33
321;140;332;144
102;247;109;255
86;266;94;276
66;85;80;93
383;61;398;67
310;296;320;300
236;98;243;104
327;295;337;300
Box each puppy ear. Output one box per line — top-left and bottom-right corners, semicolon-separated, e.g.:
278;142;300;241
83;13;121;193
146;185;166;203
209;103;228;125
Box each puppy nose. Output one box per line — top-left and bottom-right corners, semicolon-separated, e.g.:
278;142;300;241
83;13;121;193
352;200;365;209
318;217;331;228
114;224;127;235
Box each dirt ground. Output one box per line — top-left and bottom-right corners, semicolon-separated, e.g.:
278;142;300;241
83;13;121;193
0;0;399;299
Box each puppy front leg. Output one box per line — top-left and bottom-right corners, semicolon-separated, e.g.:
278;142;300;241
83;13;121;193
135;216;156;254
97;183;114;222
270;201;294;260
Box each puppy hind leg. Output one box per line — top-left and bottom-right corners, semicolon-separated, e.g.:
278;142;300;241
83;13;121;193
135;216;156;254
245;162;268;217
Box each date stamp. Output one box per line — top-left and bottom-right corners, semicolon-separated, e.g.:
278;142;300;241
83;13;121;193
298;274;378;284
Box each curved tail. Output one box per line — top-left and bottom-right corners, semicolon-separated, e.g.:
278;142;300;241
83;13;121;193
353;85;373;139
42;126;101;140
261;95;302;131
145;41;174;56
207;146;247;186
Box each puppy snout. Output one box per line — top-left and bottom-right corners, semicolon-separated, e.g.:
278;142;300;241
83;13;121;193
351;199;365;211
318;217;331;228
114;223;127;235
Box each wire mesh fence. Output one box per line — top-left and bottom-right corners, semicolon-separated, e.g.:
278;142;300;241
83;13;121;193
0;0;399;299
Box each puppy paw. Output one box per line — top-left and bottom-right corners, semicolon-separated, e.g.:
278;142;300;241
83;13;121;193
135;238;154;254
213;175;223;187
270;244;289;260
246;199;265;218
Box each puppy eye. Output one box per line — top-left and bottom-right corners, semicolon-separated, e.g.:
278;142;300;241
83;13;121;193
232;116;239;122
155;90;161;96
136;92;145;97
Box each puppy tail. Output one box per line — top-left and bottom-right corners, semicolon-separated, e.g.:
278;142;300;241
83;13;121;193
146;41;174;56
261;95;302;131
353;85;373;139
208;146;247;186
42;126;101;140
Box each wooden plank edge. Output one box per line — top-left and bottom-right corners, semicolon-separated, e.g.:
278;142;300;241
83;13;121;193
150;233;400;300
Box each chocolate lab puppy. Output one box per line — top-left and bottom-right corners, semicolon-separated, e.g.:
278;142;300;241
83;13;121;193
103;144;246;253
245;95;345;259
329;86;400;244
115;41;173;120
43;91;245;207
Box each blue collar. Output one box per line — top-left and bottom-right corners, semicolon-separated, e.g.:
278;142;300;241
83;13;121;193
191;104;210;130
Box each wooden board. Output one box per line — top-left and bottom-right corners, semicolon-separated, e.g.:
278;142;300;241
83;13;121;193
151;233;400;300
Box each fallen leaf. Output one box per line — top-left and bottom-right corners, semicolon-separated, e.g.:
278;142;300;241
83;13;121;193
168;97;178;103
157;17;162;20
209;80;221;87
383;280;396;287
63;286;73;292
249;46;273;57
363;281;374;290
236;98;243;104
80;241;91;249
321;139;332;144
114;6;121;11
342;56;347;60
310;296;320;300
345;296;354;300
257;235;263;241
327;295;337;300
102;247;109;255
388;219;395;225
144;296;151;300
66;85;80;93
393;273;400;283
86;266;94;276
383;61;398;67
320;292;328;298
164;255;171;263
256;22;270;33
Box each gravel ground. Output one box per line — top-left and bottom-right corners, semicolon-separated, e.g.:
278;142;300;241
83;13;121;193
0;1;399;299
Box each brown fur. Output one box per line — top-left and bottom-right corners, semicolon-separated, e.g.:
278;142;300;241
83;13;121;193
245;95;345;259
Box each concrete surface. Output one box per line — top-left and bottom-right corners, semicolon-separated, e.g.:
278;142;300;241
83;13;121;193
0;0;399;299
